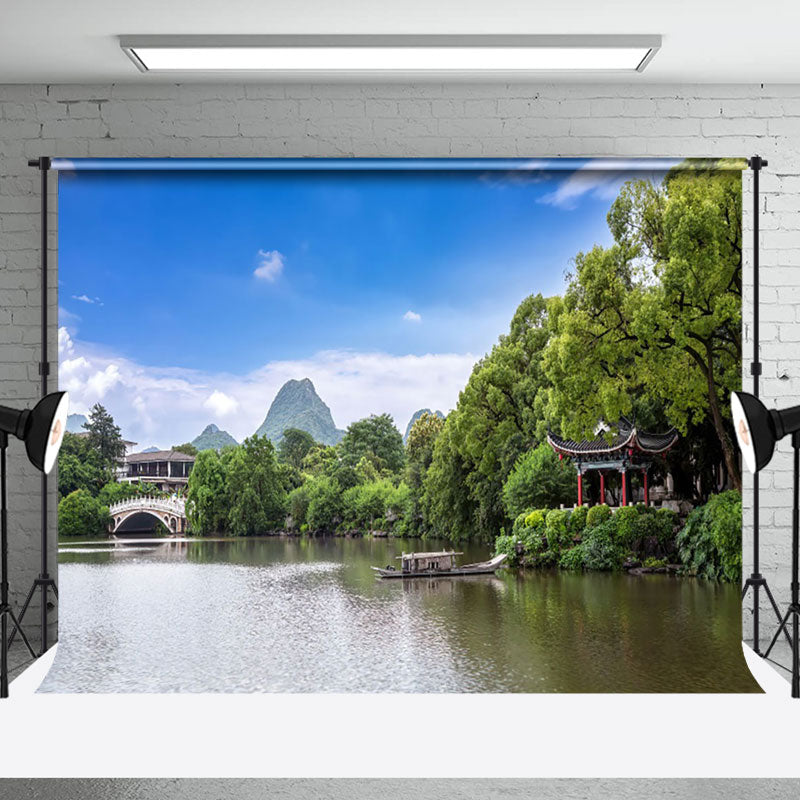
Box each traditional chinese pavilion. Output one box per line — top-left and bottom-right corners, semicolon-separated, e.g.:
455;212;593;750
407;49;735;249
547;418;679;507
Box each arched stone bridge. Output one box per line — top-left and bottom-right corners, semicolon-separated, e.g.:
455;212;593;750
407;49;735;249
109;495;187;535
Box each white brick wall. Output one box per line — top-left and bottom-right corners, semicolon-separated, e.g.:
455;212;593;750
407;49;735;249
1;81;798;648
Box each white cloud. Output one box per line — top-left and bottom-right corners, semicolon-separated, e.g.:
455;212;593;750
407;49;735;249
58;326;74;357
57;335;476;451
403;310;422;323
539;169;628;210
254;249;285;282
539;161;681;210
204;390;239;417
86;363;122;399
72;294;102;305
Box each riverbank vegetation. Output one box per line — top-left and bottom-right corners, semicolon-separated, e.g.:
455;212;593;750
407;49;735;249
494;491;742;581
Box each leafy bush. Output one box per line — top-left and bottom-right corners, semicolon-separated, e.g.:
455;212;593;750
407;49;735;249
676;490;742;582
341;479;395;530
494;533;520;566
580;520;625;571
655;508;678;545
559;545;585;571
58;489;110;537
546;509;573;553
287;483;311;530
613;505;641;547
569;505;588;537
586;503;612;529
306;477;343;532
506;510;548;565
502;443;578;518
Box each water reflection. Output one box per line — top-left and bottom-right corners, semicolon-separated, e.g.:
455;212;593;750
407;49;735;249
41;536;759;693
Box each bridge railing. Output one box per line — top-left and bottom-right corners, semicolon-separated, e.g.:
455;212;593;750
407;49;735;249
109;495;186;517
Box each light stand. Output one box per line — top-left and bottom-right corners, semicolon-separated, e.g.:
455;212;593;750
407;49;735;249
11;157;59;656
0;432;36;698
0;390;69;698
740;155;788;655
764;431;800;697
732;391;800;697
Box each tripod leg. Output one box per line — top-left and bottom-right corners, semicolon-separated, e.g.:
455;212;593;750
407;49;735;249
51;582;58;599
1;611;7;699
764;607;792;660
742;581;749;601
763;583;793;647
7;581;35;648
7;609;36;659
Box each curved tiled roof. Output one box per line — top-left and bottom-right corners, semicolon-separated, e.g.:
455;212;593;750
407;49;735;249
547;421;679;457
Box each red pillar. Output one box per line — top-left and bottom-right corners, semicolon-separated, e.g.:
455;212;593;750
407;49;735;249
621;470;627;506
643;470;649;506
577;471;584;506
599;472;606;505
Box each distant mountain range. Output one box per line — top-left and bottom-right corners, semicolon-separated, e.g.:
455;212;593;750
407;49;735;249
404;408;445;443
254;378;345;446
66;413;87;433
119;379;441;457
192;423;238;451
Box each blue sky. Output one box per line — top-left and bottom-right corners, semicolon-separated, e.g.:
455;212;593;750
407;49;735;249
58;161;669;449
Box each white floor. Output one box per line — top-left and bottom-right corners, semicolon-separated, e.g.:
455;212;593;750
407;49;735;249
1;641;799;779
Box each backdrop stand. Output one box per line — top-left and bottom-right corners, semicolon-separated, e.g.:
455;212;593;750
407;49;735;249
740;155;789;656
10;157;58;657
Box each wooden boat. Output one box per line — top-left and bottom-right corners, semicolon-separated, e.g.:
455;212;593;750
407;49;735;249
371;550;507;579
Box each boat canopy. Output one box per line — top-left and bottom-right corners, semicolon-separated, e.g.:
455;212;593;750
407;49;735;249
396;550;463;560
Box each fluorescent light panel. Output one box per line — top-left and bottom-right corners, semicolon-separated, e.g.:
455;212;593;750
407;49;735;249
121;36;661;73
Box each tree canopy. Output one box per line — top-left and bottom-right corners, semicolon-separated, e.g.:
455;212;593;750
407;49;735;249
543;164;742;489
84;403;126;466
502;443;578;519
339;414;405;475
278;427;317;470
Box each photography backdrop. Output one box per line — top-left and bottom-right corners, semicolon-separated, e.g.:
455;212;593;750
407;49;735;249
37;156;758;693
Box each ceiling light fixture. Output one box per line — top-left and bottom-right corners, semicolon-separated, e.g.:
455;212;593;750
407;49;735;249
120;35;661;74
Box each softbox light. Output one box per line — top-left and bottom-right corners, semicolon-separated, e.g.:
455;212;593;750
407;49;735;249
0;391;69;474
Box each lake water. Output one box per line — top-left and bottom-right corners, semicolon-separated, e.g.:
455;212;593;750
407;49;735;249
40;536;760;693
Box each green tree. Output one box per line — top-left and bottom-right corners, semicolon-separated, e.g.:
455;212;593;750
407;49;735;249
404;411;445;534
278;427;317;470
544;163;743;489
84;403;126;467
339;414;405;474
305;476;343;532
226;435;287;535
502;443;578;518
58;489;110;537
287;482;312;530
172;442;198;456
406;412;445;485
186;449;230;534
423;294;559;540
421;417;475;541
342;479;395;530
301;444;338;476
57;431;107;498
